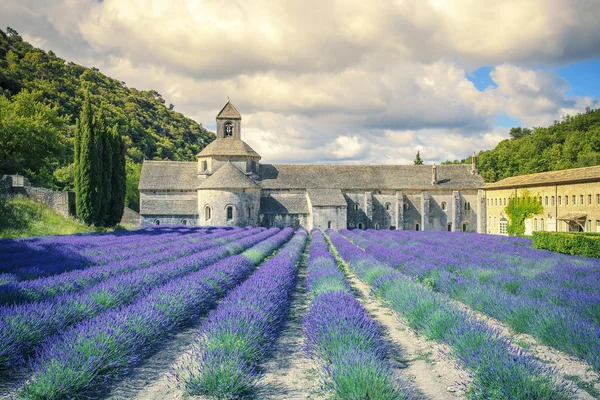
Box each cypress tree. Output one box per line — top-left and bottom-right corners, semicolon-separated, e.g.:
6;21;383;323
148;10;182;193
107;125;126;226
75;93;95;225
99;112;113;226
87;110;104;226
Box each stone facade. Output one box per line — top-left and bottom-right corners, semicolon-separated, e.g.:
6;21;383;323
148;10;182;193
485;166;600;235
139;101;487;231
1;175;75;217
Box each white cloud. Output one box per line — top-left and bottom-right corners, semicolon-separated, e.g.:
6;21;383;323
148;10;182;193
0;0;598;165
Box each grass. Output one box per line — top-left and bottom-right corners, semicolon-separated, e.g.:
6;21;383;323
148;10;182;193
565;375;600;398
0;196;94;238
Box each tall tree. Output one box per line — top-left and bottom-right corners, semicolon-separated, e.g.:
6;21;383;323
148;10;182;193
98;111;112;226
107;125;126;226
75;93;96;225
414;151;424;165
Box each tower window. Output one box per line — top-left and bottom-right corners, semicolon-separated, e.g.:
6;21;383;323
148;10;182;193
205;205;212;221
201;160;207;172
447;223;452;231
385;203;391;211
248;206;252;218
441;201;446;211
226;206;234;220
328;221;332;229
224;122;233;137
354;204;359;211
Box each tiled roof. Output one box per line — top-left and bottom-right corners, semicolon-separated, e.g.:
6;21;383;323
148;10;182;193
139;161;197;190
258;164;483;190
307;189;347;206
485;166;600;189
140;197;198;215
196;139;260;158
260;193;309;214
216;101;241;119
198;162;260;190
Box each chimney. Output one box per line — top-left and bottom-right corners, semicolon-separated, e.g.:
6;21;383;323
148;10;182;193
432;164;437;185
471;152;478;175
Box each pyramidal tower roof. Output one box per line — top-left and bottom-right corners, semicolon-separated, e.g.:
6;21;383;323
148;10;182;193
216;100;241;119
198;161;260;189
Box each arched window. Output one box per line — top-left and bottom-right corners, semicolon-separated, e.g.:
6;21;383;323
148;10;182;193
226;206;234;220
374;223;380;230
464;202;470;211
403;203;409;210
201;160;207;172
447;223;452;232
534;218;538;231
328;221;332;229
354;204;359;211
541;218;545;231
415;223;420;231
153;219;160;226
224;122;233;137
494;216;496;228
462;223;468;232
358;222;364;230
205;206;212;221
181;219;187;226
385;203;391;211
551;196;555;206
441;202;446;211
248;206;252;219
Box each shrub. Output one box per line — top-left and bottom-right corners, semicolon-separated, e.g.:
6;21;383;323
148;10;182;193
533;232;600;258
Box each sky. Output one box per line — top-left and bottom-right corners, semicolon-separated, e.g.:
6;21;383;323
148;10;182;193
1;0;600;165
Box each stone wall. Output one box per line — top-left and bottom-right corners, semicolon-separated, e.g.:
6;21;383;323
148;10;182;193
198;188;260;227
1;175;75;217
141;215;197;226
310;206;347;230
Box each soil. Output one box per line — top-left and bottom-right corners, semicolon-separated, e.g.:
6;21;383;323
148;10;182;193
343;268;471;400
253;250;324;400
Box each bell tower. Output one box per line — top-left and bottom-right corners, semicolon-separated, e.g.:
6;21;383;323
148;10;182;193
216;99;242;139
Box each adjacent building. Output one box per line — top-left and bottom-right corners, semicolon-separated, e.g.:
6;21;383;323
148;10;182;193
485;166;600;235
139;101;487;231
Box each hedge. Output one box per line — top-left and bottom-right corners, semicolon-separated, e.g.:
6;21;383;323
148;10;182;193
532;231;600;258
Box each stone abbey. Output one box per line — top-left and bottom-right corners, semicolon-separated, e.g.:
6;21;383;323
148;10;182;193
139;101;487;232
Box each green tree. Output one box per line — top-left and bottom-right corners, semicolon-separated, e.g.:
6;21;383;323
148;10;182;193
107;125;126;226
125;161;141;212
75;93;96;225
97;111;112;226
504;189;543;236
414;151;424;165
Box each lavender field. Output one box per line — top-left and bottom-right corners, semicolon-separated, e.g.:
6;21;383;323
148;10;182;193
0;226;599;399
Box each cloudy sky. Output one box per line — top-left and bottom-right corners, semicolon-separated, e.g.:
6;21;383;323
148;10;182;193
2;0;600;165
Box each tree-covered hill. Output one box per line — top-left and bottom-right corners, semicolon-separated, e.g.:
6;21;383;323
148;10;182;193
443;108;600;182
0;27;214;210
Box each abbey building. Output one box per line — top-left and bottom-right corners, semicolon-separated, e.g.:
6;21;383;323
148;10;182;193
139;101;487;232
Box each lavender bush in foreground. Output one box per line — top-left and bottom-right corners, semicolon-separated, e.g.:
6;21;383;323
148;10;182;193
328;230;570;400
19;228;294;399
176;229;307;398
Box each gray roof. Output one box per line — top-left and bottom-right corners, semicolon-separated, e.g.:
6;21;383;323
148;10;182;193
139;161;197;190
307;189;347;206
216;101;241;119
198;162;260;190
258;164;484;190
260;193;309;214
197;139;260;158
141;197;198;215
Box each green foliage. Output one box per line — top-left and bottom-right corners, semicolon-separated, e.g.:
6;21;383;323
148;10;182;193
413;151;424;165
504;189;543;236
0;196;93;238
108;125;127;225
75;93;95;225
0;90;68;185
125;161;141;212
0;27;214;189
532;232;600;258
476;108;600;182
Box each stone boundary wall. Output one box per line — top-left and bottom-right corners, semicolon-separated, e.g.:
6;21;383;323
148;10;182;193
1;175;75;218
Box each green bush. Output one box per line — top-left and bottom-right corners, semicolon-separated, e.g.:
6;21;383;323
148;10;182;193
533;232;600;258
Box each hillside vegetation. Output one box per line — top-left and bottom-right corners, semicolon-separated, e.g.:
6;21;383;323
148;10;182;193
445;109;600;182
0;27;214;210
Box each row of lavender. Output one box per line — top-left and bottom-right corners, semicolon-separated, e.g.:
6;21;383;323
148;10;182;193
0;227;256;304
0;226;237;281
347;229;600;372
16;228;296;399
327;230;569;399
0;227;276;374
176;229;307;397
304;229;409;399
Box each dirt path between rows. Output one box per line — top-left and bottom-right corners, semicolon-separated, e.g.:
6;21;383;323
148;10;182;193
253;249;324;400
343;269;470;400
